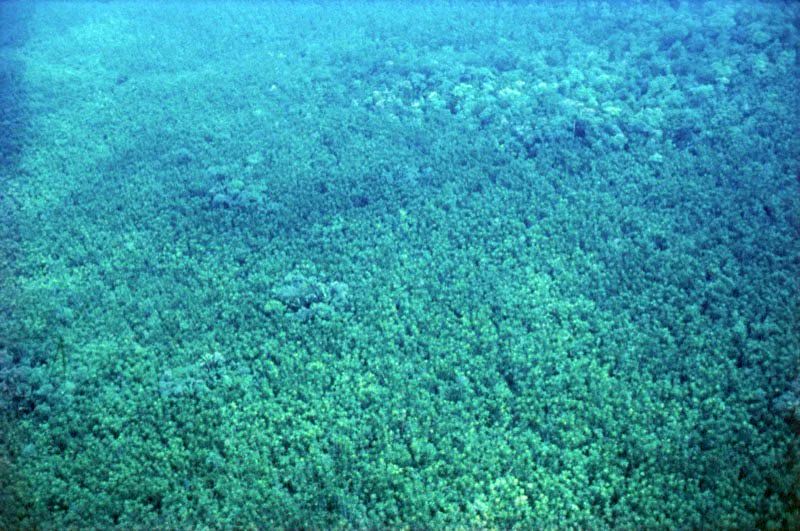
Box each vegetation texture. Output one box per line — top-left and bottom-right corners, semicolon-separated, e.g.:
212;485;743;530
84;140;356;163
1;1;798;528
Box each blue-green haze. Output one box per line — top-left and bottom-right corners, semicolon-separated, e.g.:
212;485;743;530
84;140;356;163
0;1;798;528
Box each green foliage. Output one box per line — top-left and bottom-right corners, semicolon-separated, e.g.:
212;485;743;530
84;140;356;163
1;0;798;528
